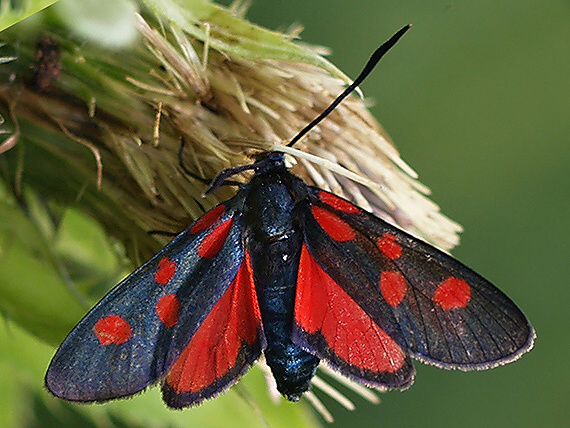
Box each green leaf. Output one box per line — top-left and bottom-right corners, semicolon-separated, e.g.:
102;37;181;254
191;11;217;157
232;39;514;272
0;189;127;345
0;0;60;32
0;321;319;427
141;0;350;82
0;198;83;343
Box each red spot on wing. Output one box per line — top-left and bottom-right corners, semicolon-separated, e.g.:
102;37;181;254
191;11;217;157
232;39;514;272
377;233;402;260
156;294;180;328
190;205;226;234
155;257;177;285
166;252;261;394
197;218;233;258
311;205;355;242
433;277;471;310
318;191;360;213
380;271;407;307
295;245;405;373
94;315;132;345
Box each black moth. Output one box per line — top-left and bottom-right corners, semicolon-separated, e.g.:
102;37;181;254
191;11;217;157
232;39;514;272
46;25;534;409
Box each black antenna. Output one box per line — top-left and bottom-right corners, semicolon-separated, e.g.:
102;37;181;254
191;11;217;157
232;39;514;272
287;24;411;148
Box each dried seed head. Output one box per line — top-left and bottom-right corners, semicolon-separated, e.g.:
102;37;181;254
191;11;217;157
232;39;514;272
0;1;461;262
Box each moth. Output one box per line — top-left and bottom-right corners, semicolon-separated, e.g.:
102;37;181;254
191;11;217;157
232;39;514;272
46;25;535;408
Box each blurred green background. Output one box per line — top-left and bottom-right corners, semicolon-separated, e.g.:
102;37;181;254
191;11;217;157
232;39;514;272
1;0;568;427
234;1;569;427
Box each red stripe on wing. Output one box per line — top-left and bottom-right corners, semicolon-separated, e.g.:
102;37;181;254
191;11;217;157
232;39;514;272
197;218;233;258
295;244;406;374
164;251;262;403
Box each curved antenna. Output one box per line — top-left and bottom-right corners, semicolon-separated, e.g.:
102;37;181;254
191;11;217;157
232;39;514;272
287;24;411;148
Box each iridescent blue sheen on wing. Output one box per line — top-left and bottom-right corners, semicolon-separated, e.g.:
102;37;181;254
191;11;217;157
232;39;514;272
46;200;246;402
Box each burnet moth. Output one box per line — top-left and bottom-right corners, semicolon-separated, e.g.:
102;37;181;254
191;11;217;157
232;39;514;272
45;25;535;408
